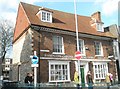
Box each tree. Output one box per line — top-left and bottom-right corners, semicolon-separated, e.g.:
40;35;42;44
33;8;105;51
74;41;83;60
0;19;14;62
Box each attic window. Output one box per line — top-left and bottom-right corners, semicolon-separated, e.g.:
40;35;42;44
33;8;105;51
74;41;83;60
96;23;104;32
41;10;52;23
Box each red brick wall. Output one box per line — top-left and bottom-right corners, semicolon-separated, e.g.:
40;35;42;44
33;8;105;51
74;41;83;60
91;11;101;22
32;28;113;83
13;3;30;42
39;60;49;83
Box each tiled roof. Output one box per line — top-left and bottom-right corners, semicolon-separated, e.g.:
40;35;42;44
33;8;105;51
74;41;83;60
13;2;116;42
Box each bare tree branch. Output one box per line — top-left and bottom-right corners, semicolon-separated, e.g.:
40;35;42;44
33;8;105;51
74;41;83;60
0;19;14;62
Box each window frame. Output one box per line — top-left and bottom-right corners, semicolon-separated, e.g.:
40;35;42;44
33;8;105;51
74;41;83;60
41;10;52;23
49;61;70;82
53;36;64;54
94;41;103;56
93;62;108;80
78;39;86;56
96;23;104;32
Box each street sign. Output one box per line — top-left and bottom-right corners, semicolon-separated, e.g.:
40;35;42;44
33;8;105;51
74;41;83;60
32;56;38;64
30;51;38;87
31;64;38;67
75;51;81;60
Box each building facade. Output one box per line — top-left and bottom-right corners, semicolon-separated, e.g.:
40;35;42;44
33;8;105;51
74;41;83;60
2;58;12;80
12;2;118;84
105;25;120;82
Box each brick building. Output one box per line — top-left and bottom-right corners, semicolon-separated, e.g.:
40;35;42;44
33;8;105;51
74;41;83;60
12;2;118;84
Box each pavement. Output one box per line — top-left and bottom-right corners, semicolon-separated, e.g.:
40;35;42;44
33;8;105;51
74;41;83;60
0;86;120;89
110;84;120;89
0;84;120;89
17;84;120;89
0;80;2;89
93;84;120;89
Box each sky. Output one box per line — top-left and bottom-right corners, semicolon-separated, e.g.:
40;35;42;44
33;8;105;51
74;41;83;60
0;0;119;58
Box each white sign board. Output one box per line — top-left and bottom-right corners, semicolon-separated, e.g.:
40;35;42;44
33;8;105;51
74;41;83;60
31;64;38;67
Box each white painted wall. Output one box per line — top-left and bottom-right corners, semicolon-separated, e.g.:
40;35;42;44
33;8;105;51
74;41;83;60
13;28;33;64
13;33;26;64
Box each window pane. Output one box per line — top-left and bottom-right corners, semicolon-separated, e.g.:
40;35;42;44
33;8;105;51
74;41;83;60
55;65;58;69
53;36;63;53
63;65;67;69
55;75;58;80
96;74;98;78
41;11;52;22
59;65;61;69
79;39;84;54
94;63;108;79
51;71;54;74
47;13;50;21
58;36;62;44
95;42;102;55
51;76;54;81
50;63;69;81
97;23;103;32
51;65;54;69
42;12;46;20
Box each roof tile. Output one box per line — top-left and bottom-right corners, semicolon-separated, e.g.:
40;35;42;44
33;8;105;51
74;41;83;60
14;2;116;42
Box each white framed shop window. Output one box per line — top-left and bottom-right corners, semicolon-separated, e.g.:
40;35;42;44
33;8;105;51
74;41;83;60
49;61;70;82
93;62;108;80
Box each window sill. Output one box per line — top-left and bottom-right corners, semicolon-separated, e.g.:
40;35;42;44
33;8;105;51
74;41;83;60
95;78;105;80
49;80;71;83
52;52;65;55
41;20;52;23
95;55;103;57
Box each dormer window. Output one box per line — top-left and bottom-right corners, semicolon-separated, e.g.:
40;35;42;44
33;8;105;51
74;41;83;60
96;23;104;32
41;10;52;23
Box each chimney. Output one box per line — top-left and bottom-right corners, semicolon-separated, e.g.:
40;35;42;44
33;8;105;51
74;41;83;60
91;11;101;22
